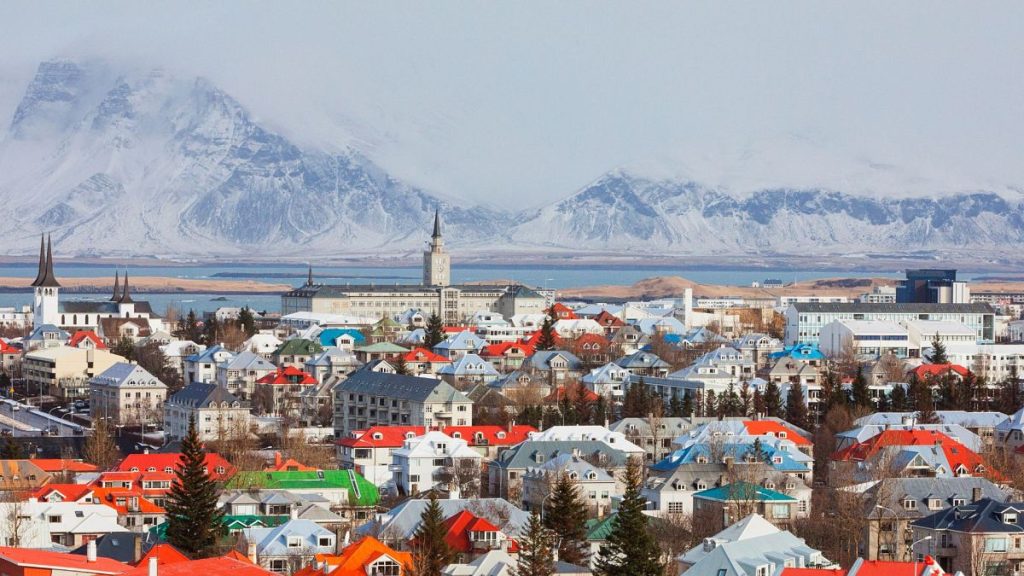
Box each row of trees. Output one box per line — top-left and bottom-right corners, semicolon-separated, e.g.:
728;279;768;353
174;307;260;348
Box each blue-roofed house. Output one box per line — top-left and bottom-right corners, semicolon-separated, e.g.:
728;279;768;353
25;323;70;351
434;331;486;360
239;518;337;573
693;482;805;530
439;353;500;387
183;344;235;386
581;363;629;399
615;351;671;378
317;328;365;350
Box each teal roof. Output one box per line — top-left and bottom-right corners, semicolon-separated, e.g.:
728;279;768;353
585;513;618;541
149;514;286;540
318;328;365;347
225;470;379;507
275;338;325;356
693;481;797;503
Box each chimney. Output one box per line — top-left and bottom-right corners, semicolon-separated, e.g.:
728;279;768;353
973;487;983;503
134;534;143;562
247;541;257;564
148;557;158;576
87;540;97;562
290;506;298;520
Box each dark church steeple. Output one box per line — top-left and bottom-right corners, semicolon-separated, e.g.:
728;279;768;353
111;270;121;301
120;270;133;303
35;234;61;288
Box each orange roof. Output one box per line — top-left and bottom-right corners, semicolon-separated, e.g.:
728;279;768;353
544;385;599;403
780;570;845;576
480;342;534;358
118;556;275;576
743;421;811;446
29;459;99;473
223;550;255;565
0;340;17;354
403;347;451;363
832;430;1002;481
549;303;577;319
338;425;535;448
593;311;625;327
851;557;944;576
136;544;190;567
523;330;563;347
337;426;424;448
0;546;129;574
311;536;412;576
911;363;970;379
256;366;317;385
69;330;107;349
32;483;95;502
88;485;166;515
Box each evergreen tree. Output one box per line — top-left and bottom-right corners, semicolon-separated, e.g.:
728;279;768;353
394;354;410;375
0;436;22;459
536;311;558;351
593;458;663;576
851;370;871;408
704;390;717;418
237;307;257;337
668;395;684;418
593;395;608;425
752;387;765;417
912;376;939;424
739;382;752;417
111;336;135;361
749;437;770;463
176;309;202;343
544;473;590;566
681;392;694;418
763;382;783;418
785;382;809;430
930;334;949;364
411;494;455;576
512;512;555;576
164;415;225;558
203;316;220;346
821;367;848;413
542;406;561;429
876;390;891;412
999;372;1023;414
890;383;909;411
425;314;446;349
623;378;652;418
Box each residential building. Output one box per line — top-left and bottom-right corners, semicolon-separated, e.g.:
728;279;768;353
581;363;629;400
692;482;805;531
784;303;995;346
819;320;915;360
522;453;618;517
0;545;130;576
16;500;128;547
0;460;52;491
296;536;411;576
23;346;126;400
225;470;378;512
164;382;251;442
439;354;500;387
216;351;277;400
422;510;518;563
831;429;996;482
331;370;472;437
912;497;1024;575
304;347;362;384
88;363;167;426
183;345;235;386
239;519;337;574
272;339;324;369
356;498;530;551
615;351;671;378
488;440;632;503
254;366;318;417
391;431;483;497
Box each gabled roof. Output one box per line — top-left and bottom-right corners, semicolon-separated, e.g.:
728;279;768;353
225;470;379;506
615;351;670;369
115;453;235;481
435;331;485;352
694;481;798;503
69;330;107;349
434;511;517;554
439;354;499;376
136;543;190;566
336;370;471;404
256;366;317;385
911;363;971;379
480;341;534;358
274;338;325;356
116;556;275;576
0;546;128;574
29;459;99;473
167;382;242;409
310;536;412;576
222;350;276;371
403;347;451;363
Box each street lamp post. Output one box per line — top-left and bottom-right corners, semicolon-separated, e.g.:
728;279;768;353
540;490;555;522
874;504;898;560
911;535;932;575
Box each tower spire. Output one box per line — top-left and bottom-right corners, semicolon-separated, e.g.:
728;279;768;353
432;209;442;239
36;234;61;288
120;270;133;303
31;234;45;287
110;270;121;301
307;265;314;287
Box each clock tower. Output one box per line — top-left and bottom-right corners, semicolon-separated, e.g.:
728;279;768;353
423;209;451;287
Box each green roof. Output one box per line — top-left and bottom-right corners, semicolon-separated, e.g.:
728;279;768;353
693;481;797;503
224;470;380;507
275;338;324;356
376;316;401;328
149;514;286;540
585;513;618;541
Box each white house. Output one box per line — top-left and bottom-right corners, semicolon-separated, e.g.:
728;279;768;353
391;431;483;497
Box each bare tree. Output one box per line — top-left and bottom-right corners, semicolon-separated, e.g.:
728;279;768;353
83;418;121;470
437;457;481;498
0;492;33;547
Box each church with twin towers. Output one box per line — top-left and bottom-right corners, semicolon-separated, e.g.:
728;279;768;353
282;210;549;324
29;234;162;334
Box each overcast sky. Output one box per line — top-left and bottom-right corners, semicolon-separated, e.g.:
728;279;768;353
1;1;1022;209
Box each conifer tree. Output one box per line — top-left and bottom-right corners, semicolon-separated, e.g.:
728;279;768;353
912;375;939;424
930;334;949;364
668;395;684;418
890;383;909;411
164;415;225;558
593;458;663;576
512;512;555;576
739;382;752;417
876;390;891;412
176;309;202;343
681;392;694;418
394;354;410;375
203;316;220;346
425;313;446;349
704;390;717;418
411;494;455;576
623;377;652;418
593;395;608;426
544;473;590;567
238;307;257;337
0;436;22;459
752;387;765;417
536;311;558;351
763;382;783;418
785;382;809;430
851;370;871;408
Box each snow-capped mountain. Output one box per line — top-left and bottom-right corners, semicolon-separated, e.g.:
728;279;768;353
0;59;508;258
3;59;1023;261
511;172;1024;257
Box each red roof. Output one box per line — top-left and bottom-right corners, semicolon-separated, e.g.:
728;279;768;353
832;430;1001;481
549;303;577;320
402;348;451;363
780;570;845;576
911;363;970;379
593;311;625;327
0;546;129;574
88;485;166;515
480;342;534;358
443;327;471;334
114;453;236;481
0;339;18;354
68;330;107;349
256;366;317;385
338;425;535;448
743;421;811;446
573;333;609;347
136;544;190;567
850;557;945;576
544;385;599;403
523;330;563;348
32;484;94;502
223;550;255;565
29;459;99;473
118;556;276;576
306;536;412;576
431;511;518;554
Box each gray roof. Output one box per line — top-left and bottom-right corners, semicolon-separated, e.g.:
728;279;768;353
913;497;1024;533
789;302;994;314
866;477;1009;519
167;382;242;408
616;351;670;369
223;350;276;371
527;350;583;371
90;363;166;389
494;440;631;470
337;370;470;403
356;498;530;541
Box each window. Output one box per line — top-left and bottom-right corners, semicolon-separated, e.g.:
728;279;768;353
288;536;303;548
903;498;917;510
986;538;1008;553
410;475;420;483
433;458;446;467
370;559;401;576
668;502;685;514
270;560;287;573
318;536;332;547
772;504;791;519
48;515;62;523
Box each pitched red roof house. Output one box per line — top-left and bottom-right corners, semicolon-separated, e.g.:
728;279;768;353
743;420;812;446
297;536;412;576
523;330;563;348
593;310;625;330
256;366;317;385
549;303;577;320
781;555;948;575
32;483;95;503
68;330;107;350
114;453;236;481
544;384;600;404
337;425;535;449
118;556;276;576
433;510;519;556
910;363;971;380
29;459;99;473
480;342;534;359
832;429;1001;481
402;347;451;364
136;544;190;567
0;546;129;576
0;339;20;354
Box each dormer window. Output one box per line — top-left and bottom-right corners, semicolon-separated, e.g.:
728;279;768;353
1005;512;1018;524
696;481;707;490
287;536;302;548
928;498;942;510
953;498;966;506
373;432;383;440
903;498;917;510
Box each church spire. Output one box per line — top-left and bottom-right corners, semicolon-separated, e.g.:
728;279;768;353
36;234;61;288
110;270;121;301
120;270;133;303
307;265;314;287
31;234;45;287
432;209;442;239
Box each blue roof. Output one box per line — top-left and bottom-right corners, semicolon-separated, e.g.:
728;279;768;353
318;328;365;347
651;441;811;474
768;343;825;361
694;481;797;503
